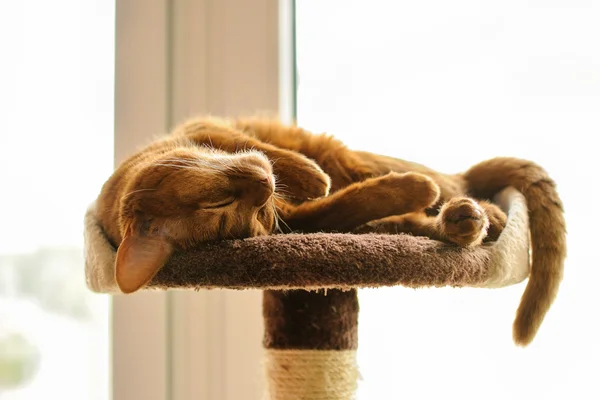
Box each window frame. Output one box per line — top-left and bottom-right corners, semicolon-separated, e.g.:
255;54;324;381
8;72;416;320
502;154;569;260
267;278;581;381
112;1;292;399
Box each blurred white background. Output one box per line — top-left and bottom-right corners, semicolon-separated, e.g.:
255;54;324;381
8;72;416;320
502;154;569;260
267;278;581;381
296;1;599;399
1;1;598;399
0;1;113;399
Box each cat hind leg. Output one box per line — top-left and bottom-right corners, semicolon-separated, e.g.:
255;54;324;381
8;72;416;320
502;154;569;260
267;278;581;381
354;197;506;247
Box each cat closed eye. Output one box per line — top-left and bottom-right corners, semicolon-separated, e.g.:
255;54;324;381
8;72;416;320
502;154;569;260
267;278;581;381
202;198;235;209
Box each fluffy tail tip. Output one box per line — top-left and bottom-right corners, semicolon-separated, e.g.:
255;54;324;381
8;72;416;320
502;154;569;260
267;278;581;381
512;307;543;347
513;323;535;347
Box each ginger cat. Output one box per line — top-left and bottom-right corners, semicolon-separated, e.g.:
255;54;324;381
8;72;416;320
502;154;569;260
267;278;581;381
96;116;566;347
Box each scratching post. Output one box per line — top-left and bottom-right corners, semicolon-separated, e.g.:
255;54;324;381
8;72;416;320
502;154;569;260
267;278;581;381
84;187;531;399
263;289;359;399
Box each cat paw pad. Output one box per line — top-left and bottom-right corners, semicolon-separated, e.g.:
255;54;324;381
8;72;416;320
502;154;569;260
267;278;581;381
438;198;489;246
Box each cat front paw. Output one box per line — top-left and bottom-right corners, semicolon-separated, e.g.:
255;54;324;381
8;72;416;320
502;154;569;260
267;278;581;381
437;197;490;247
388;172;440;211
274;155;331;200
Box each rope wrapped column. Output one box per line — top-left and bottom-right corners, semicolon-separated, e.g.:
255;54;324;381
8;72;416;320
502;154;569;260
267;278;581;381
263;289;360;400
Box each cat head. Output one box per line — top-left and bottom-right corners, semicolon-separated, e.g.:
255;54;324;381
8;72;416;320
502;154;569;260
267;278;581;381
115;145;278;293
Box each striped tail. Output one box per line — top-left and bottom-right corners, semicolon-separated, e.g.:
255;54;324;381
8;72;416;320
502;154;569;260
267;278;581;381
462;157;567;346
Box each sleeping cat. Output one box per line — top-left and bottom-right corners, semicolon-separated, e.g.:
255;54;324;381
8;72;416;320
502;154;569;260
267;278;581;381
96;116;566;347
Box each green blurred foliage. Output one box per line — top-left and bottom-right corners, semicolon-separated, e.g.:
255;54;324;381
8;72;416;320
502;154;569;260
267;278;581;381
0;247;91;320
0;333;40;389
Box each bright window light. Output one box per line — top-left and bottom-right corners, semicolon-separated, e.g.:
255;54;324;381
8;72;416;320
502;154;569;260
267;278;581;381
296;1;599;399
0;1;114;399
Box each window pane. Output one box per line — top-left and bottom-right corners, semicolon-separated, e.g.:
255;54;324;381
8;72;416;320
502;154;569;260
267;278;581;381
296;1;599;399
0;1;113;399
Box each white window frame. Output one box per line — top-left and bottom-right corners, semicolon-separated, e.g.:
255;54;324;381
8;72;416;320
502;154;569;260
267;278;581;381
112;1;292;399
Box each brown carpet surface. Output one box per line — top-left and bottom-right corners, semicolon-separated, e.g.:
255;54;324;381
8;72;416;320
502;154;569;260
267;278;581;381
148;232;490;290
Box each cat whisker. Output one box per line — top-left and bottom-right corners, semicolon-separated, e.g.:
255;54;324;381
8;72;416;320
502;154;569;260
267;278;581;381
121;188;157;201
152;158;229;175
200;143;215;152
273;185;293;199
161;157;211;167
149;163;201;171
269;157;281;167
272;190;291;202
151;157;196;165
159;157;199;164
265;197;289;234
273;205;291;234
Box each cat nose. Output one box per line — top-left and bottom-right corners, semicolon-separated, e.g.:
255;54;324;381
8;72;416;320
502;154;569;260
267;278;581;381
236;175;275;207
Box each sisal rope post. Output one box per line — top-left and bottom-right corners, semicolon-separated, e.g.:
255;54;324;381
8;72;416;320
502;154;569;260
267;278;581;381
262;289;359;399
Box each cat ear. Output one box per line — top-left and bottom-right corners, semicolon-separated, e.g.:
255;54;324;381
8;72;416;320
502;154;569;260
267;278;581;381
115;231;174;294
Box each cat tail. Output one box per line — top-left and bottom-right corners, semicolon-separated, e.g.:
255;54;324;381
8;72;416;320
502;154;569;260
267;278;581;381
460;157;566;347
